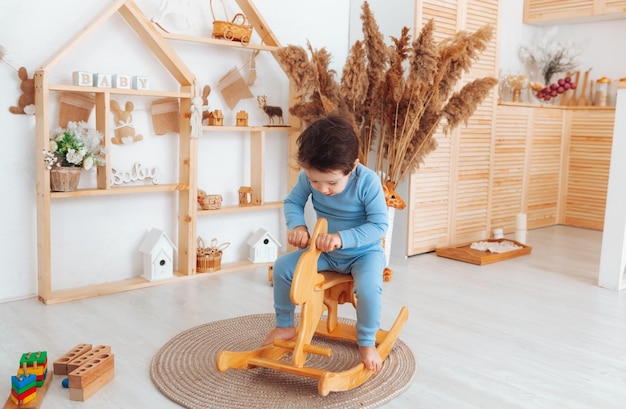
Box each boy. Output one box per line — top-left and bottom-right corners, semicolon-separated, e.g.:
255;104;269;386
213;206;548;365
262;113;388;372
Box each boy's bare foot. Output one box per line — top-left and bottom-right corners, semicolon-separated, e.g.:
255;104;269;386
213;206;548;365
262;326;296;346
359;346;382;372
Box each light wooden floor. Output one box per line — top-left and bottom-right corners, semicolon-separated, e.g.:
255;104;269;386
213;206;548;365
2;225;626;408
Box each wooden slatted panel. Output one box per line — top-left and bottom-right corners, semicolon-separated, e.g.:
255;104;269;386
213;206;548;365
601;0;626;14
408;131;451;254
527;108;564;229
491;106;530;232
422;1;458;39
408;0;499;254
524;0;594;23
563;110;615;229
407;0;458;255
450;0;499;244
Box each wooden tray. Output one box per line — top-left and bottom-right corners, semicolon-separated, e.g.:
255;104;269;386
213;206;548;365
435;239;532;265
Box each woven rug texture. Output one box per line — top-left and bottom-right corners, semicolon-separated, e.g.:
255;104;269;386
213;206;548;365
150;313;415;409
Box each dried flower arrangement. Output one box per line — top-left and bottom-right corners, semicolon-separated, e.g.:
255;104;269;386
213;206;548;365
518;28;582;87
275;2;497;194
42;121;105;170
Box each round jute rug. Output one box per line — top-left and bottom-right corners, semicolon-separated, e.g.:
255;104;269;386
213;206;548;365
150;313;415;409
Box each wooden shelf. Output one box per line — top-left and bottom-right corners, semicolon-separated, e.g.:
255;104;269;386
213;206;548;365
39;260;272;305
203;125;300;132
50;183;189;198
47;84;190;98
198;201;282;216
35;0;298;304
160;32;279;52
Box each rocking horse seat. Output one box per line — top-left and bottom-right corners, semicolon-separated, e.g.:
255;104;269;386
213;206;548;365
216;218;409;396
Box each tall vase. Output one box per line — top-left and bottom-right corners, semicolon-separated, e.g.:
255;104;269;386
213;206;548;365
384;207;395;267
50;167;82;192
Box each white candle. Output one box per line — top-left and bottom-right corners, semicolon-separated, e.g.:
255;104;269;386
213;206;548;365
516;213;527;230
515;229;527;244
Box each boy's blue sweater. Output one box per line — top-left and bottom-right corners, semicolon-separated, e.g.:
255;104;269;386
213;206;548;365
284;163;388;256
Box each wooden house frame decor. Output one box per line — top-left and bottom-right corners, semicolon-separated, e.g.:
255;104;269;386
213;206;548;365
35;0;196;304
34;0;302;304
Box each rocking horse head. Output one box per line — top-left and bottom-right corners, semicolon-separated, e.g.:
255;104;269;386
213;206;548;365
382;181;406;210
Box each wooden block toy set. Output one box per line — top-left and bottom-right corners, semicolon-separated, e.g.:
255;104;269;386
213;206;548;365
3;344;114;408
53;344;115;402
4;351;52;409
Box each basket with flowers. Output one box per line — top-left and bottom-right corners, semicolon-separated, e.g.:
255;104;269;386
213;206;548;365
42;121;105;191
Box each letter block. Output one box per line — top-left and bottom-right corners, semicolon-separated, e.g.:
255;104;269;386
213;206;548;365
113;74;132;89
93;73;112;88
133;76;150;90
72;71;93;87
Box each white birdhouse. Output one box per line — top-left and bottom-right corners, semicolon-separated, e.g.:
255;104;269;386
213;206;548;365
138;228;177;281
246;228;281;263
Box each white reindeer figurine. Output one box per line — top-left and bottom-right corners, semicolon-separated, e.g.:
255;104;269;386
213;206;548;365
257;95;284;125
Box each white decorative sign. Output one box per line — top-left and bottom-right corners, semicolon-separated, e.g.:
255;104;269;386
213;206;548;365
111;163;159;186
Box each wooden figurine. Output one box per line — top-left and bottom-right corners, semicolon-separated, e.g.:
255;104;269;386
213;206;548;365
216;218;409;396
201;85;211;125
9;67;35;115
256;95;284;125
238;186;253;206
236;110;248;126
208;109;224;126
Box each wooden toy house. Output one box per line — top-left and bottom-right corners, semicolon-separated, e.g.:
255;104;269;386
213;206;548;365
246;228;281;263
138;228;177;281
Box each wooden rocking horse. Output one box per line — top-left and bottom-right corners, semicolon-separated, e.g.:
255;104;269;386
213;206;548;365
216;218;409;396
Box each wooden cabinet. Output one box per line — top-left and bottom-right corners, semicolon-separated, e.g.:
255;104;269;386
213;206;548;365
406;101;614;256
561;109;615;229
34;0;298;304
524;0;626;23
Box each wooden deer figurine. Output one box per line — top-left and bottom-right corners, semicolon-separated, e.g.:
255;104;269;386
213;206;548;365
257;95;284;125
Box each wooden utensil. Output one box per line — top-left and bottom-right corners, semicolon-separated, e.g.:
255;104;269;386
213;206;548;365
577;69;591;106
561;71;572;106
570;71;580;106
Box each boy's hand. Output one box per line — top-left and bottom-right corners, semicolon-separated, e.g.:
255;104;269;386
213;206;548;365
288;225;310;249
316;233;342;252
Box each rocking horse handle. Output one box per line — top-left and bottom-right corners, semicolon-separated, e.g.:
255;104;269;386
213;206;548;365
290;218;328;305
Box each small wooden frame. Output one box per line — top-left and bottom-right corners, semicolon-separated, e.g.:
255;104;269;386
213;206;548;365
435;238;532;265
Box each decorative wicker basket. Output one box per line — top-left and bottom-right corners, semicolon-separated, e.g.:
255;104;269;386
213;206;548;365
197;237;230;273
197;190;222;210
210;0;252;45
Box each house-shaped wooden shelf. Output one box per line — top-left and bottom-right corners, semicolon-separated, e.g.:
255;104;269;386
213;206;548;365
34;0;301;304
34;0;196;304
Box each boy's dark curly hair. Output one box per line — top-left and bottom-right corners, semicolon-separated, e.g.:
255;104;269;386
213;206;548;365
296;113;359;175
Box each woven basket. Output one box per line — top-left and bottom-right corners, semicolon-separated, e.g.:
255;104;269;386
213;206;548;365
210;0;252;44
197;237;229;273
197;190;222;210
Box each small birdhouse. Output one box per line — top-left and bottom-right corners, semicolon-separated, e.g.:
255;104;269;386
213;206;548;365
138;228;177;281
246;228;281;263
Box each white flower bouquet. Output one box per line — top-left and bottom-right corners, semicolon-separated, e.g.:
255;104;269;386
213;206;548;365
43;121;105;170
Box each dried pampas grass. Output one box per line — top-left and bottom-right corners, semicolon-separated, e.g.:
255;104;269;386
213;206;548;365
276;2;497;188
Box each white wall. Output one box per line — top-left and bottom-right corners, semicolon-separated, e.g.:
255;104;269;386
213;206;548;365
1;0;624;302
